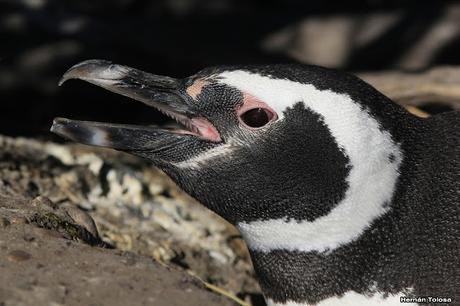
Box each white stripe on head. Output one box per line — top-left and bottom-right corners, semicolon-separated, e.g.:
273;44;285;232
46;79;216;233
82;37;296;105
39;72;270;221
173;143;235;169
218;70;402;253
266;289;417;306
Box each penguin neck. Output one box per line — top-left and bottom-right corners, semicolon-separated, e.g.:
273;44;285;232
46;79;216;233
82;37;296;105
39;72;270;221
245;194;409;305
238;179;404;305
239;119;425;306
235;117;413;305
247;227;395;305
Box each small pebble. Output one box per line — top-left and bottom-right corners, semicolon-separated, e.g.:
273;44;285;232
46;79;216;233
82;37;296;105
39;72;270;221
23;233;36;242
63;205;99;238
35;227;64;239
16;278;36;290
58;284;70;296
10;216;27;225
31;195;57;209
0;217;10;228
7;250;32;262
121;254;137;266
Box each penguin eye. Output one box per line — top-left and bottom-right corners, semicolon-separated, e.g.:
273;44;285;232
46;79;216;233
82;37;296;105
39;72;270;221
240;108;274;128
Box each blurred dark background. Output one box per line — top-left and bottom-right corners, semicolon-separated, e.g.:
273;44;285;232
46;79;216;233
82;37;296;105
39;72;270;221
1;0;460;137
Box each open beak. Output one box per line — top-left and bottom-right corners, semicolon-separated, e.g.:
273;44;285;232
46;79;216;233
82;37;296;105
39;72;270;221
51;60;221;162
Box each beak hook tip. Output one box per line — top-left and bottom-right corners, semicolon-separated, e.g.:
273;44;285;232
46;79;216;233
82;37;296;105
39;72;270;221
58;59;115;86
58;76;67;86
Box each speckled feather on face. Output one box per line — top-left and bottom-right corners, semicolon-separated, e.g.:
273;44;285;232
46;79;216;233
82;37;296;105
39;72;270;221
52;60;460;306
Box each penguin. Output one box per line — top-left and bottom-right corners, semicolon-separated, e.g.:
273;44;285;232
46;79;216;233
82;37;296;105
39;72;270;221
51;60;459;306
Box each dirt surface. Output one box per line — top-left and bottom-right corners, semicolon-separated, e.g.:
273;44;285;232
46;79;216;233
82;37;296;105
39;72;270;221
0;195;236;306
0;135;262;306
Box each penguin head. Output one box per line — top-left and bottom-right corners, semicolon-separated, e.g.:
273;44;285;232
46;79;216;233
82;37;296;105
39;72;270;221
53;60;410;251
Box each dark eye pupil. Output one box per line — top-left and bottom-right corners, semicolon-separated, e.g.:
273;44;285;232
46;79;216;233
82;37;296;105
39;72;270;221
241;108;270;128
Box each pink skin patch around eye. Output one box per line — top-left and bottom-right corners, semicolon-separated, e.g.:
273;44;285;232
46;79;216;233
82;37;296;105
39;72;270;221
237;93;278;127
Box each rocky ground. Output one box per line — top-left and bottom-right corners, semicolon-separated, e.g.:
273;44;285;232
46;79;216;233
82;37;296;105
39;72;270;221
0;135;262;306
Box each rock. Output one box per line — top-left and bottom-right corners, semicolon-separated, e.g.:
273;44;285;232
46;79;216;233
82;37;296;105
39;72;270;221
10;216;27;225
0;217;10;228
7;250;32;262
62;204;99;239
31;195;57;210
